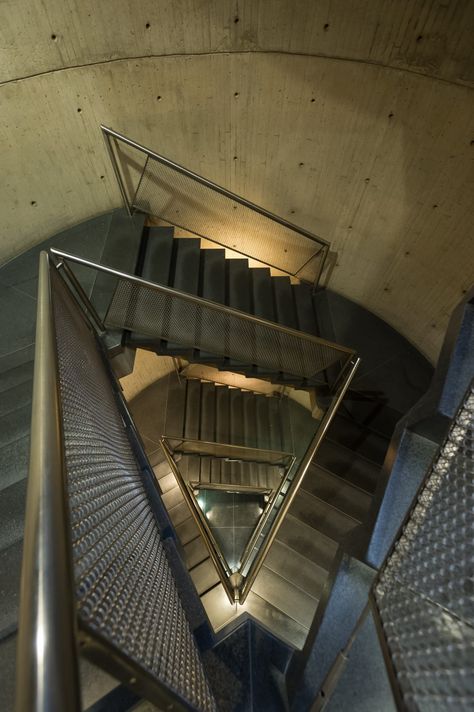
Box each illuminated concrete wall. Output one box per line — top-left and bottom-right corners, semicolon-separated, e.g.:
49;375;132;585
1;0;473;361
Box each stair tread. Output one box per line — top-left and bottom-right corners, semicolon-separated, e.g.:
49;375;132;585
272;276;298;329
184;536;209;570
315;438;380;493
164;372;186;438
215;386;230;443
251;268;275;321
0;478;27;550
226;259;251;313
255;395;271;450
243;392;258;449
229;389;244;446
0;433;30;491
243;591;308;650
140;226;174;286
90;209;145;319
189;557;220;595
0;539;23;634
0;403;31;450
326;412;389;466
198;250;226;361
184;379;201;440
0;360;34;395
0;379;32;419
304;464;372;522
293;283;318;335
200;249;226;303
291;490;359;544
277;513;339;571
253;565;318;629
265;539;328;600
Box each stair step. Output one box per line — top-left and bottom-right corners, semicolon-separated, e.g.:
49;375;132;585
0;360;33;395
171;238;201;293
0;539;22;635
293;283;318;335
0;434;30;491
277;514;339;572
184;379;201;440
165;238;201;354
200;249;226;303
210;458;221;484
90;209;145;320
161;485;184;511
215;386;230;443
226;259;251;313
265;539;328;601
183;536;209;570
0;380;32;419
268;397;282;451
167;500;192;528
315;438;380;493
291;490;359;544
189;558;220;596
140;226;174;286
253;565;318;629
273;276;297;330
243;392;258;449
251;268;276;321
278;398;294;454
245;591;309;650
175;515;200;546
326;413;389;466
179;454;200;483
200;456;211;484
156;471;177;494
164;373;186;438
229;389;244;446
0;404;31;450
304;464;372;522
0;478;27;550
198;249;226;362
226;259;252;369
255;395;271;450
199;382;216;442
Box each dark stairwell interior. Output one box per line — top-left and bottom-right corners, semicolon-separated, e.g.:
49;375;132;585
0;203;443;711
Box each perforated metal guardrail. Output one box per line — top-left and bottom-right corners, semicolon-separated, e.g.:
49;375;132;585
51;267;216;712
372;381;474;711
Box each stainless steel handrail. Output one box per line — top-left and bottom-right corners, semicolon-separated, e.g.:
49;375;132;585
100;125;330;286
48;249;355;377
100;125;329;251
15;252;81;712
160;438;236;604
172;436;295;468
239;355;360;604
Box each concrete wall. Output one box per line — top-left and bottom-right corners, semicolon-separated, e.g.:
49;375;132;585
1;0;473;361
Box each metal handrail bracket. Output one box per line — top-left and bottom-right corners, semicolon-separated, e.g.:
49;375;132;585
15;252;81;712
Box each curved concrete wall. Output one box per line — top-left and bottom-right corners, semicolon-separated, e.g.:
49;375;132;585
1;1;473;362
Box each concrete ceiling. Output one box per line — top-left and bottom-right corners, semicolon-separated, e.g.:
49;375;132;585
1;0;473;362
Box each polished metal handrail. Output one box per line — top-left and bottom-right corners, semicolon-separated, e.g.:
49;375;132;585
15;252;80;712
100;125;330;286
48;248;355;383
160;438;236;603
239;355;360;603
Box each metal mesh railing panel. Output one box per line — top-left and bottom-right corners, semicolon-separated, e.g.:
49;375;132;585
133;155;327;283
50;268;216;712
105;278;349;380
373;382;474;711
